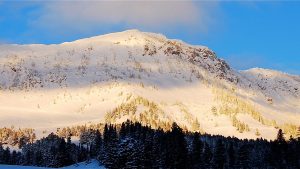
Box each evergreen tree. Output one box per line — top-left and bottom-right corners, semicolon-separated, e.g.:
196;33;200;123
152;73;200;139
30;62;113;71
275;129;288;168
0;143;4;164
152;130;165;169
237;144;249;169
118;136;140;169
33;150;43;166
227;142;235;169
169;122;188;169
90;130;102;158
214;139;226;169
119;122;127;139
22;146;33;166
102;124;118;169
55;139;72;167
190;132;203;168
202;142;213;168
276;129;285;143
3;147;11;164
66;135;81;164
286;137;299;169
141;130;154;169
297;137;300;168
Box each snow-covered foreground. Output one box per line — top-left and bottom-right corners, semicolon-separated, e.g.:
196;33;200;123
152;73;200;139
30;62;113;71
0;160;105;169
0;29;299;140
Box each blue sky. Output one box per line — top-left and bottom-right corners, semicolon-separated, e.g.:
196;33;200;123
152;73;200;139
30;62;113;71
0;1;299;74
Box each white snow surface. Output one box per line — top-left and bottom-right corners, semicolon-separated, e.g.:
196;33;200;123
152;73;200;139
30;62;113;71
0;160;105;169
0;29;299;140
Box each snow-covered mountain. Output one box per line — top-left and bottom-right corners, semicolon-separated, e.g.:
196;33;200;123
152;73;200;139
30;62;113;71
0;29;299;140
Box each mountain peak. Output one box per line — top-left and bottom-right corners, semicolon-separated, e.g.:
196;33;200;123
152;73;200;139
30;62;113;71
123;29;142;33
66;29;168;46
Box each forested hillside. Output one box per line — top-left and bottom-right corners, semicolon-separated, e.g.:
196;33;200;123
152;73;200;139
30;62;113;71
1;121;299;169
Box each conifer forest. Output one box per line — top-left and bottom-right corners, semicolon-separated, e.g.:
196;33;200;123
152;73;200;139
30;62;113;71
0;121;299;169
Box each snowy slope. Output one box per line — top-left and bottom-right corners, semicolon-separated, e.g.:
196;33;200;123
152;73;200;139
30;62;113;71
241;68;300;100
0;160;105;169
0;29;299;140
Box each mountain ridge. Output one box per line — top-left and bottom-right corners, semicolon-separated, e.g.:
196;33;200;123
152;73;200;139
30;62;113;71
1;29;298;77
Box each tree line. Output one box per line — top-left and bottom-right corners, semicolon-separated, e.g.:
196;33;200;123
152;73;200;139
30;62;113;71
0;121;299;169
0;127;36;148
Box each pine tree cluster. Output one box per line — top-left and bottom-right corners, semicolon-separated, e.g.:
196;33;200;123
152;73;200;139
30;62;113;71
0;122;299;169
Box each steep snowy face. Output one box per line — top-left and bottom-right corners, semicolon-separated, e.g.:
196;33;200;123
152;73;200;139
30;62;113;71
0;29;236;90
